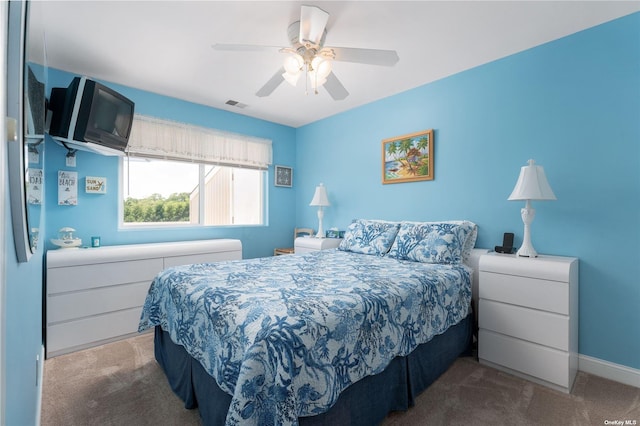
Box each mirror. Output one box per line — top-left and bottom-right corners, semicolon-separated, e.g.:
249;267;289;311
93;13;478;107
7;1;46;262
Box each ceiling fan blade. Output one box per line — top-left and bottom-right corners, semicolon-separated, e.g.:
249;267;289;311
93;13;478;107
256;67;285;97
324;72;349;101
325;47;399;66
299;5;329;47
213;43;279;53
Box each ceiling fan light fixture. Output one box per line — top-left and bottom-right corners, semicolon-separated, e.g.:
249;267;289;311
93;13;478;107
309;75;327;91
283;53;304;74
241;4;395;100
282;70;301;87
311;56;332;81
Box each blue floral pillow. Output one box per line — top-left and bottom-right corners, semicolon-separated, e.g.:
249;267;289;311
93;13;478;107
338;219;400;256
461;222;478;264
388;221;476;264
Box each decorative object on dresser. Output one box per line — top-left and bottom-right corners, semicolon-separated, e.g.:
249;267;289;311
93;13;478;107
45;239;242;358
508;159;556;257
382;129;434;184
273;227;314;255
50;227;82;249
294;235;342;253
325;228;344;238
309;183;330;238
494;232;514;254
478;252;579;393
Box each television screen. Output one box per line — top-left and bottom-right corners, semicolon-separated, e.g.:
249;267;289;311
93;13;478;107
93;90;121;134
48;76;135;155
83;82;134;147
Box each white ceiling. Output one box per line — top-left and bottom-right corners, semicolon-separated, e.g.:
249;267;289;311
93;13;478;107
29;1;640;128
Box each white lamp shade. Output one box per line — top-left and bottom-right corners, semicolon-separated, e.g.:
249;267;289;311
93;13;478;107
283;53;303;74
282;71;301;87
309;75;327;90
282;54;303;87
508;159;556;201
311;56;332;80
309;183;330;206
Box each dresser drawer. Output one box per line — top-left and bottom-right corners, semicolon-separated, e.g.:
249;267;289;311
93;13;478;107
47;258;163;294
47;308;142;356
479;253;577;282
479;299;569;350
295;246;317;254
479;329;571;388
294;237;342;253
47;281;150;324
480;271;568;314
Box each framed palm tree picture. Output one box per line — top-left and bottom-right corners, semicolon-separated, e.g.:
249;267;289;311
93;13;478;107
382;129;434;184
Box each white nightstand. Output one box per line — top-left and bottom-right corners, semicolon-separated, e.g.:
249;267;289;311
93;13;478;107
294;237;342;254
478;252;579;393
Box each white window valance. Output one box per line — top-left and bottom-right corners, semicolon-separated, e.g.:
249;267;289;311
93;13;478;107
126;115;273;170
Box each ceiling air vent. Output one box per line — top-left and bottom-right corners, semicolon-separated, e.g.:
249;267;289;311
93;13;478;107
225;100;248;109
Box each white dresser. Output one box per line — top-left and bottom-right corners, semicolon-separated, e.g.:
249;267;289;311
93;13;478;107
46;239;242;357
478;252;579;393
294;237;342;254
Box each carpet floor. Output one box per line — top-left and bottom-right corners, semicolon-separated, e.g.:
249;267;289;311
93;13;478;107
41;332;640;425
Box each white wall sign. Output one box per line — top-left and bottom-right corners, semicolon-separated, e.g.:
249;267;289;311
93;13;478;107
27;168;42;204
85;176;107;194
58;170;78;205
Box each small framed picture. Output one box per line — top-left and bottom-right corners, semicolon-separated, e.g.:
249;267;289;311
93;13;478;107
275;165;293;187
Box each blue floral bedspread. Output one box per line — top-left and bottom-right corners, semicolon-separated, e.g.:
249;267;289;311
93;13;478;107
138;249;471;426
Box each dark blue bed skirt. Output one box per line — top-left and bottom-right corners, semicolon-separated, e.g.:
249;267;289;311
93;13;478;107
154;313;473;425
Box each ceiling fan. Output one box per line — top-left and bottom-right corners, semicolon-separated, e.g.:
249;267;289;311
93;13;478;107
213;5;399;100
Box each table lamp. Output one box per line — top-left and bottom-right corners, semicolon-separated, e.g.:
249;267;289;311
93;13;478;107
508;159;556;257
309;183;330;238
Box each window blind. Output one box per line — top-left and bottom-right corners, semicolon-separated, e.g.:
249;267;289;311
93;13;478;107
126;115;272;170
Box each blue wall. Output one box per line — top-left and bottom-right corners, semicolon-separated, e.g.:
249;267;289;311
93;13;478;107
4;67;46;425
43;70;297;260
296;13;640;370
4;212;44;426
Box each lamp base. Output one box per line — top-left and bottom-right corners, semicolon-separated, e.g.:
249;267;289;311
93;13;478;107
315;207;325;239
518;202;538;257
516;245;538;258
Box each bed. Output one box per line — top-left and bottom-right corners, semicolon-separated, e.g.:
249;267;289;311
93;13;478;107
139;219;483;425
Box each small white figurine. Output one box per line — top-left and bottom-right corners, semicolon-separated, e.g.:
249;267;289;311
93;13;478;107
51;227;82;249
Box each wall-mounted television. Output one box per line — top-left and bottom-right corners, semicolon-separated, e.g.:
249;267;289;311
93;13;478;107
48;76;135;155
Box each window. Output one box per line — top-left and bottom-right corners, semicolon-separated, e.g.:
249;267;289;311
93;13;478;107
120;115;271;227
121;158;265;226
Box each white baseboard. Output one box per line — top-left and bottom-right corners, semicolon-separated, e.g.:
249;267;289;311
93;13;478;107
579;354;640;389
36;344;44;426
